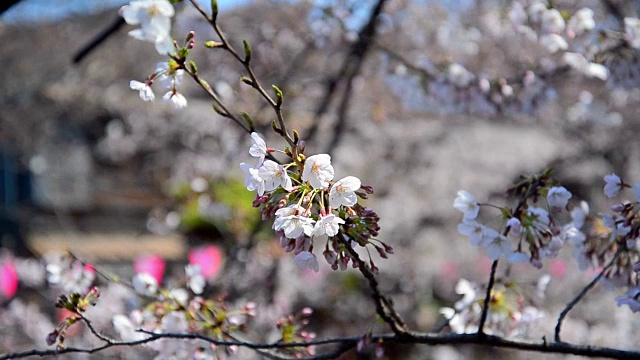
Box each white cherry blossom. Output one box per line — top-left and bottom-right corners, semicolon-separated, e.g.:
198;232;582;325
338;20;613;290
547;186;572;208
625;17;640;49
259;160;292;192
185;264;205;294
563;52;609;80
457;220;487;246
240;163;265;195
482;231;513;260
279;215;315;239
541;8;565;34
132;273;158;296
302;154;334;189
294;251;320;272
604;173;623;198
453;190;480;221
539;34;567;53
249;132;267;165
273;204;304;230
162;91;188;109
120;0;174;55
568;8;595;36
329;176;361;208
129;80;155;101
313;214;345;240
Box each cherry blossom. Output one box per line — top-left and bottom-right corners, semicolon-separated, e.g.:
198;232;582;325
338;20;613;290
539;34;567;53
302;154;334;189
457;220;487;246
453;190;480;221
249;132;267;165
313;214;345;240
162;90;188;109
604;173;623;198
129;80;155;101
185;265;205;294
132;273;158;296
625;17;640;49
273;204;304;230
482;231;513;260
329;176;361;208
563;52;609;80
541;8;565;34
259;160;293;192
506;217;522;234
279;215;315;239
568;8;595;36
547;186;572;208
293;251;320;272
240;162;265;195
120;0;174;55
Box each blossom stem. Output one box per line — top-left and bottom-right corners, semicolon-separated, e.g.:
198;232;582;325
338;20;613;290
189;0;302;169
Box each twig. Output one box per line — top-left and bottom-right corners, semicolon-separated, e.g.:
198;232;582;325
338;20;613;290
554;253;619;342
477;259;499;336
337;234;409;336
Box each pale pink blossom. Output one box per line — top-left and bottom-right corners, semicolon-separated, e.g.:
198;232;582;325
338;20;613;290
249;132;267;165
259;160;293;192
329;176;361;208
129;80;155;101
453;190;480;220
294;251;320;272
302;154;334;189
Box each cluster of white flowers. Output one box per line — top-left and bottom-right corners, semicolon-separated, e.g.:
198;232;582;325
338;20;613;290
454;181;580;267
240;133;387;272
44;253;96;294
130;61;188;109
439;278;545;336
120;0;175;55
510;2;595;54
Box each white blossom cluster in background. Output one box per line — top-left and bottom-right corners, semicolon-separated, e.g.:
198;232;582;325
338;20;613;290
384;1;640;117
454;171;640;314
439;277;547;336
240;133;391;273
454;182;575;267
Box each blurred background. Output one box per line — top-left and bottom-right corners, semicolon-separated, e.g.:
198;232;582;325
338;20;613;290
1;0;640;358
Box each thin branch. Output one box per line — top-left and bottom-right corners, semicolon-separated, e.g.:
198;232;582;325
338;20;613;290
477;259;499;336
5;330;640;360
554;253;619;342
305;0;388;142
73;17;126;64
337;233;409;336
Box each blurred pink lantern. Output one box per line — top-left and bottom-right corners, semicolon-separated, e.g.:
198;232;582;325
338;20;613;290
134;254;165;285
189;245;223;280
0;262;18;300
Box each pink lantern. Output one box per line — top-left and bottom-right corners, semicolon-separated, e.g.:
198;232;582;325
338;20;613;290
134;254;165;285
189;245;224;280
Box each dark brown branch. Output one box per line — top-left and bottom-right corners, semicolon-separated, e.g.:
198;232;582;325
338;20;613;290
73;17;125;64
337;233;409;336
305;0;388;142
554;253;619;342
5;330;640;360
477;259;499;336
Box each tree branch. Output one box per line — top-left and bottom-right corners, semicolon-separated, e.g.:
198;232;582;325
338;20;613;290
5;330;640;360
554;253;619;342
